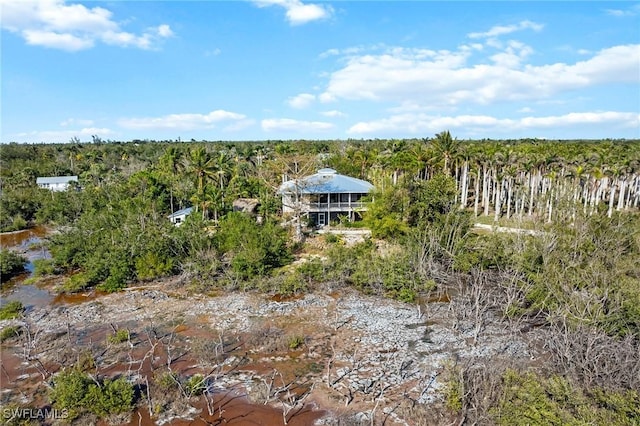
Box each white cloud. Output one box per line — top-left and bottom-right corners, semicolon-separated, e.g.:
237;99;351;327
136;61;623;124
319;44;640;107
22;29;93;51
318;44;386;59
319;48;340;58
119;110;247;131
468;20;544;39
0;0;173;51
261;118;334;132
320;110;347;118
318;92;337;103
490;40;533;67
60;118;94;127
204;48;222;57
157;24;173;38
287;93;316;109
9;127;114;143
517;107;534;113
347;111;639;136
606;5;640;17
253;0;332;25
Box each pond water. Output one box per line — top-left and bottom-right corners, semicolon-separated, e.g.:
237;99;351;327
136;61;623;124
0;225;51;249
1;226;55;310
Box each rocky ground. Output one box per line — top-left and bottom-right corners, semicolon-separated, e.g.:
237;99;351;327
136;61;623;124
0;276;548;425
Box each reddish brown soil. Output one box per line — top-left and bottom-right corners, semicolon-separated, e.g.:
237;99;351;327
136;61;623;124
124;396;324;426
52;290;110;305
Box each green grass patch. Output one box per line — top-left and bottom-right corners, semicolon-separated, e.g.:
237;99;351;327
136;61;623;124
107;329;130;344
0;301;24;320
0;325;22;342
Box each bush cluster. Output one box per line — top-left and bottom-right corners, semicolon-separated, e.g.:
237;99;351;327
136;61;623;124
0;301;24;320
0;250;27;280
49;369;135;420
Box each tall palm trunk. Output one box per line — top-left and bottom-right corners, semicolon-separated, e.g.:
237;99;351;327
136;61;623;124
528;172;536;217
483;167;490;216
608;182;616;218
506;177;513;219
617;178;626;211
474;168;481;217
460;161;469;209
494;177;503;222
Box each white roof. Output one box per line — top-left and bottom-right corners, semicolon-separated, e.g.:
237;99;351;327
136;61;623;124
278;168;374;194
36;176;78;184
167;207;194;219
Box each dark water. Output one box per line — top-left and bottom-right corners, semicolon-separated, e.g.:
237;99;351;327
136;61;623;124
0;225;50;249
1;226;54;310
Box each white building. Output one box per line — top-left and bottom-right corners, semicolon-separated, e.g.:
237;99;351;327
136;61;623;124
278;168;374;226
36;176;78;191
167;207;193;226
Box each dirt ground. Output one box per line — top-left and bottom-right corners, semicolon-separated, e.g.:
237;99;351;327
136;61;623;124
0;273;549;426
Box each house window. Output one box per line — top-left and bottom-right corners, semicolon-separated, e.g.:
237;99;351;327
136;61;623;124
174;217;182;224
340;193;350;203
319;194;328;203
352;193;363;202
330;194;339;203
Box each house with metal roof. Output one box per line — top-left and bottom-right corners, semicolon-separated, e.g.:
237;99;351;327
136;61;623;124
167;207;193;226
278;168;374;226
36;176;78;192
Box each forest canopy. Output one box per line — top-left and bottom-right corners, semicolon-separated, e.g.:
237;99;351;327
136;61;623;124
1;136;639;424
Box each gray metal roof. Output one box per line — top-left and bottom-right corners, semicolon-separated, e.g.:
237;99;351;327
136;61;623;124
36;176;78;184
278;168;374;194
167;207;194;219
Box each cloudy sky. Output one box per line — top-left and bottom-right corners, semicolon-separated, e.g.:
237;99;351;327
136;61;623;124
1;0;639;143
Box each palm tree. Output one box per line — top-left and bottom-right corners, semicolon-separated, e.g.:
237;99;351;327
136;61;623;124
212;151;232;191
431;130;459;176
159;147;183;214
184;147;216;213
184;148;214;194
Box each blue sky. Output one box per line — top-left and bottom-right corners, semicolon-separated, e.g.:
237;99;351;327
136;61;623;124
1;0;639;143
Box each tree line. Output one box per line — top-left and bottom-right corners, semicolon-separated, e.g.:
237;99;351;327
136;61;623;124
1;135;639;424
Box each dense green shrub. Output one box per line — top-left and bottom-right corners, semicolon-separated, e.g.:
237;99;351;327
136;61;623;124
287;335;305;350
155;371;179;392
184;374;206;397
49;369;135;420
107;329;130;344
443;371;463;413
324;233;339;244
492;370;640;426
46;172;179;292
0;250;27;280
49;369;93;419
215;212;291;279
60;273;91;293
278;272;307;295
467;213;640;337
0;301;24;320
32;258;57;276
135;251;174;281
0;325;22;342
296;258;325;285
363;177;410;239
0;187;43;232
84;377;135;417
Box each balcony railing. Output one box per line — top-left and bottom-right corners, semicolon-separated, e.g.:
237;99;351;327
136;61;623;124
304;202;367;211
